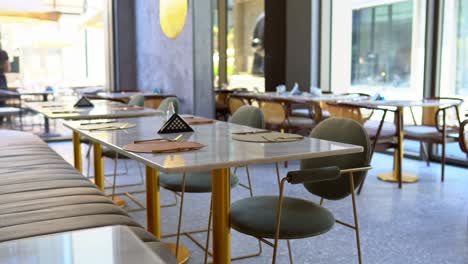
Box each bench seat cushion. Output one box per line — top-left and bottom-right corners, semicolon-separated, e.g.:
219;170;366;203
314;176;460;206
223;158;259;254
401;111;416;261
0;130;176;263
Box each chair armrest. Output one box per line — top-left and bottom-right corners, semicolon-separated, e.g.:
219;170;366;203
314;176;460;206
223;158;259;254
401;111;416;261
340;166;372;174
286;166;341;184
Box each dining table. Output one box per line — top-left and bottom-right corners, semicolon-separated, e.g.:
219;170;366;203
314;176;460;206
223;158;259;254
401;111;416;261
1;89;57;138
25;98;162;173
343;98;463;187
233;92;369;122
63;115;364;263
86;92;177;109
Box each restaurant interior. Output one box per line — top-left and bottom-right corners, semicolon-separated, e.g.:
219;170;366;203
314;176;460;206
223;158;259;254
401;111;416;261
0;0;467;263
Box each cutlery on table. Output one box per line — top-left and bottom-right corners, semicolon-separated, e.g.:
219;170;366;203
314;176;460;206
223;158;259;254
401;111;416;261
80;120;117;126
87;123;130;131
152;147;203;154
134;133;184;144
261;135;277;142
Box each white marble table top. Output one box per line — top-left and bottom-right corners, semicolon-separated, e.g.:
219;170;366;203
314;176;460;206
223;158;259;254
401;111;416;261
0;226;167;264
235;92;368;103
25;99;162;120
347;99;463;108
64;116;363;173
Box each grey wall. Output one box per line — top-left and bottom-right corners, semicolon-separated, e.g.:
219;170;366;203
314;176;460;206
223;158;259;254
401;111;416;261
114;0;137;91
134;0;194;114
134;0;213;116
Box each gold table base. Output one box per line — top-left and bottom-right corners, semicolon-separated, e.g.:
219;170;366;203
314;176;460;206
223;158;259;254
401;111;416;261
165;243;190;264
378;172;419;183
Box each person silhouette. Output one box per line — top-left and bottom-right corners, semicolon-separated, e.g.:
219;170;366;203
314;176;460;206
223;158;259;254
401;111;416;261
251;13;264;75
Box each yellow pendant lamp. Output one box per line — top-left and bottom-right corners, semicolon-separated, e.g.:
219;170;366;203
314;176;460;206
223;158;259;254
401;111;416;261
159;0;188;39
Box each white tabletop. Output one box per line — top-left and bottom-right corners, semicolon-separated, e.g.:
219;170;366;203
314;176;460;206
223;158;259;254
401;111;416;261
64;116;363;173
348;99;463;108
236;92;368;103
0;226;167;264
25;99;162;120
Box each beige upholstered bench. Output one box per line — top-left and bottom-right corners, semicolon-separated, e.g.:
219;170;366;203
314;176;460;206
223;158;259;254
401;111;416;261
0;130;176;263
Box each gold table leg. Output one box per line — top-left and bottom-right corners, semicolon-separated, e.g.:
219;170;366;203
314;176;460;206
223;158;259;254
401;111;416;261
378;107;419;185
211;168;231;264
145;166;161;238
72;131;82;173
93;143;126;206
146;166;190;263
93;143;105;190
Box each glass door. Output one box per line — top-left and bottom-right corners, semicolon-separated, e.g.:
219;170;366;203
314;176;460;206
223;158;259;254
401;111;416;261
438;0;468;163
327;0;427;102
213;0;265;92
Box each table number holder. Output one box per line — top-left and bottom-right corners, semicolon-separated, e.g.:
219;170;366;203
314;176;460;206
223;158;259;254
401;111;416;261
158;113;194;134
74;97;94;108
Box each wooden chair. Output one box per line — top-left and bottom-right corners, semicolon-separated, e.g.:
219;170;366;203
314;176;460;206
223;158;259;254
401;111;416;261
327;101;398;194
459;119;467;155
258;98;316;134
215;90;231;120
228;95;249;115
404;97;464;181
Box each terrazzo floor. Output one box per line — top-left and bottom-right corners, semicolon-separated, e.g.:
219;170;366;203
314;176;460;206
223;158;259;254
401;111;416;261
49;142;468;264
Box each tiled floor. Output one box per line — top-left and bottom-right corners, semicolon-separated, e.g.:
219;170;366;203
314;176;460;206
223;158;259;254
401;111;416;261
49;142;468;264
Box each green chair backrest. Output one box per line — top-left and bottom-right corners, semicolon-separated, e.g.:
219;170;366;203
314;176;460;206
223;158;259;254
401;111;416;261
158;97;180;114
128;94;145;107
302;118;371;200
229;105;265;129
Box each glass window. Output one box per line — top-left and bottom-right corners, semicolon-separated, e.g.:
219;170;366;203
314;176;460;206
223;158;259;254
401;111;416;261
351;1;413;90
0;0;107;90
329;0;426;100
214;0;265;92
439;0;468;162
441;0;468;99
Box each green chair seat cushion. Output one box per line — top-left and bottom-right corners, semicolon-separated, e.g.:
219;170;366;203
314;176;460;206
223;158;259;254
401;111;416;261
230;196;335;240
159;171;239;193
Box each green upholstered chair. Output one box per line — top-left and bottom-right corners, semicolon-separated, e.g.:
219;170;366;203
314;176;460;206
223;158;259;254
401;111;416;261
229;105;265;129
229;118;371;264
127;94;145;107
160;105;265;261
158;97;180;114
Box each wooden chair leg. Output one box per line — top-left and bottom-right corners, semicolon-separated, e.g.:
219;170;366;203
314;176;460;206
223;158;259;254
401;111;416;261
420;142;431;166
441;143;446;182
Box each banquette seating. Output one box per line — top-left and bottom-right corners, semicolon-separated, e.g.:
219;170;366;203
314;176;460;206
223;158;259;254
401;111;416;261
0;129;176;263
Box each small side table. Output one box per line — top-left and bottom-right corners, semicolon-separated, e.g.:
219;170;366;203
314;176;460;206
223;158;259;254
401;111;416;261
0;226;169;264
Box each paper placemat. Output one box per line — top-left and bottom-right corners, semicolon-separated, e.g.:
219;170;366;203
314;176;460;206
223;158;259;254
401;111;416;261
232;132;304;143
78;122;136;131
184;117;216;125
123;141;205;153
